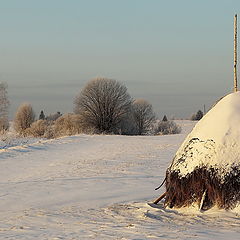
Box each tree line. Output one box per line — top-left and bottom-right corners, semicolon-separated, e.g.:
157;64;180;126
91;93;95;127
0;78;200;138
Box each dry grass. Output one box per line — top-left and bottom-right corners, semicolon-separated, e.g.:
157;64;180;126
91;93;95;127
164;166;240;210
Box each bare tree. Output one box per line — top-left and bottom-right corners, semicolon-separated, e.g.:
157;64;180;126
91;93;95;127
74;78;132;133
14;103;35;135
132;99;155;135
0;83;10;132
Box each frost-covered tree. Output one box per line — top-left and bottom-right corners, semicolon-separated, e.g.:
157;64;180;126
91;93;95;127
131;99;155;135
14;103;35;134
0;83;10;131
74;78;132;133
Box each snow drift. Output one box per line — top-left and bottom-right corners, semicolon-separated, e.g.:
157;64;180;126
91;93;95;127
165;92;240;210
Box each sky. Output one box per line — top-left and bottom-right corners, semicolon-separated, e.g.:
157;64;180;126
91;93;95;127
0;0;240;119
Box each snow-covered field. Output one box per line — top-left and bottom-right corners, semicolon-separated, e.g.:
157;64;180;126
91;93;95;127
1;120;240;239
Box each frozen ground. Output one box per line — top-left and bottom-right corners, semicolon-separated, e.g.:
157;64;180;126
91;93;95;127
0;120;240;239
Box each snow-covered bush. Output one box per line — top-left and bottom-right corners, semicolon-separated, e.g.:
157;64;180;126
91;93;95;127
14;103;35;135
26;120;48;137
43;124;55;139
155;120;181;135
54;113;84;137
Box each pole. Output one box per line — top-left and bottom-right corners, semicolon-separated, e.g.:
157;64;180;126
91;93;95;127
234;14;238;92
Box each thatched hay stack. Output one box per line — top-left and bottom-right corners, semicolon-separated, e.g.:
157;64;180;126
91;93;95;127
164;92;240;210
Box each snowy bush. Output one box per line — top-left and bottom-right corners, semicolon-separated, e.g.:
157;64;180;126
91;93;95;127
26;120;48;137
54;113;84;137
155;120;181;135
14;103;35;135
43;124;55;139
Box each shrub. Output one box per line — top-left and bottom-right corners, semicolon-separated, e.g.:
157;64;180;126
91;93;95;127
155;120;181;135
54;113;84;137
26;120;48;137
14;103;35;135
43;124;55;139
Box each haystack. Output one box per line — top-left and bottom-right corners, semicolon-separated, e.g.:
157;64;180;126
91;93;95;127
162;92;240;210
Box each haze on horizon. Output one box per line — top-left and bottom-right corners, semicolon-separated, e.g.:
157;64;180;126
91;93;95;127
0;0;239;119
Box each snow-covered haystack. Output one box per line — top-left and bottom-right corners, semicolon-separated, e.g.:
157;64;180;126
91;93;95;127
165;92;240;210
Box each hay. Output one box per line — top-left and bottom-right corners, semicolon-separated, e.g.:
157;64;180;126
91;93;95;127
158;93;240;210
164;166;240;210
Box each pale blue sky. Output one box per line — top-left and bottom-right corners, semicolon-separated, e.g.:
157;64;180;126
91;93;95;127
0;0;240;119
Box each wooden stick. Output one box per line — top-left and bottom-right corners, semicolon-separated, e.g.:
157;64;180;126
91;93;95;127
153;192;166;204
234;14;238;92
155;177;166;190
199;189;207;211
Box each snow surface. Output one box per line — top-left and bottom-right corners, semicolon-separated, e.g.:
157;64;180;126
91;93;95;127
171;92;240;177
0;120;240;239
